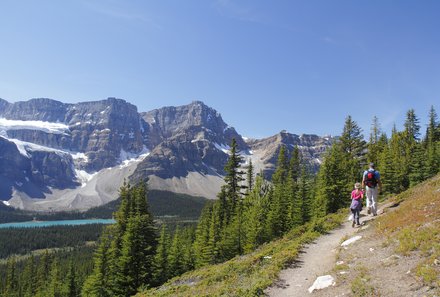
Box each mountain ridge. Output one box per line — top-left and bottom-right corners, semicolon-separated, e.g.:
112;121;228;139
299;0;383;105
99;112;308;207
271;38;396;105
0;97;335;211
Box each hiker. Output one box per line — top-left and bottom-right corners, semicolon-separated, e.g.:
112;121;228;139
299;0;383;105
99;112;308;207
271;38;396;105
362;162;382;216
350;182;363;227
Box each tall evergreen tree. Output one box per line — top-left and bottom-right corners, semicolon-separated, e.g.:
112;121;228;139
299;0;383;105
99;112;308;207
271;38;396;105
425;106;439;176
152;225;171;286
223;138;245;215
193;205;213;268
4;257;18;297
83;182;157;297
246;159;254;192
47;258;62;297
266;146;290;237
82;228;113;297
299;166;313;224
242;177;267;253
67;259;78;297
287;146;302;227
168;226;185;278
404;109;421;142
367;116;384;166
21;255;36;297
35;250;51;297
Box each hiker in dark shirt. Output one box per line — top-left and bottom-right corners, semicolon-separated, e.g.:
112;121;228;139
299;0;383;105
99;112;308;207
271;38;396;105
362;163;382;216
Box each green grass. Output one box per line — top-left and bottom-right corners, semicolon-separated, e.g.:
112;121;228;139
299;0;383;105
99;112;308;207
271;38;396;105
376;175;440;289
138;212;345;297
350;265;378;297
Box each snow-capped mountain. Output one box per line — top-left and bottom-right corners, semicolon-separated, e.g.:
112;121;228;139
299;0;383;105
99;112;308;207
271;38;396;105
0;98;334;211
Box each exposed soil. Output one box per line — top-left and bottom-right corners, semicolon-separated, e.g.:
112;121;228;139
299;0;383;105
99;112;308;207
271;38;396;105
266;202;438;297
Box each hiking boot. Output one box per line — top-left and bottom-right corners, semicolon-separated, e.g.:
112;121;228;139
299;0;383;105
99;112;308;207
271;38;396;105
367;207;371;214
352;221;355;227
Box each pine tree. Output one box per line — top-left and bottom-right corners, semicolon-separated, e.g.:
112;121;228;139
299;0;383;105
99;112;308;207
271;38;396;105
21;255;36;297
266;146;290;237
180;227;196;272
404;109;421;142
340;115;366;160
35;250;51;297
299;166;312;224
246;159;254;192
47;258;62;297
115;214;156;296
288;146;302;227
409;142;425;186
206;204;222;264
314;142;347;215
425;106;439;176
83;182;157;297
223;138;245;215
193;204;213;268
168;226;185;278
367;116;383;166
67;259;78;297
82;228;113;297
152;225;171;286
4;257;18;297
242;175;270;252
378;144;398;195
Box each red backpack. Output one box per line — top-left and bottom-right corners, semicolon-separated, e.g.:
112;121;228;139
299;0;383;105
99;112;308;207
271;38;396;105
365;170;377;187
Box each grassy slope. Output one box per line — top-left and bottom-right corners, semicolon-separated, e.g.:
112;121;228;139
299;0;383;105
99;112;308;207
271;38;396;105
375;174;440;290
139;212;346;297
140;175;440;297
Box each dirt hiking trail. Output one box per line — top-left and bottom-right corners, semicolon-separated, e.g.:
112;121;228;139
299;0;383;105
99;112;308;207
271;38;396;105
265;204;388;297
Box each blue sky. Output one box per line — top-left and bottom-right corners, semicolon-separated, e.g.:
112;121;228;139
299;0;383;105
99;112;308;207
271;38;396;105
0;0;439;138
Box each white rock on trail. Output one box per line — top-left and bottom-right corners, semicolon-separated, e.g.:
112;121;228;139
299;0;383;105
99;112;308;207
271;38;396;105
308;275;335;293
341;235;362;247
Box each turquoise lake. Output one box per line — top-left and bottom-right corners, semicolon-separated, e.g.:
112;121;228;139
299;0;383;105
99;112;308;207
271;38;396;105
0;219;116;229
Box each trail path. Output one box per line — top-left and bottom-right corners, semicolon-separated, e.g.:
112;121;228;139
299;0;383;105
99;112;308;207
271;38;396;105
265;209;379;297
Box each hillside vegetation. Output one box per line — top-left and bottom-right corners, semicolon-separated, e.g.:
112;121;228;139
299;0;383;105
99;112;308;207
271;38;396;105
142;174;440;297
376;175;440;291
139;212;345;297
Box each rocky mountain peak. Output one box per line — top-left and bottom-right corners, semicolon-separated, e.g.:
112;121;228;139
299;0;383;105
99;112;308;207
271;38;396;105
1;97;334;211
0;98;67;122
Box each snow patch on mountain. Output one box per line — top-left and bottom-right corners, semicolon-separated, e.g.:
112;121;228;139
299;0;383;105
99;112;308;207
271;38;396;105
71;152;89;162
75;170;98;188
214;143;230;154
0;118;69;135
119;146;150;168
2;137;68;158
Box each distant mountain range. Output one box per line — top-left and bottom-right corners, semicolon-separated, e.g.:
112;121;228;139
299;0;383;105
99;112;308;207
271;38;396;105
0;97;334;211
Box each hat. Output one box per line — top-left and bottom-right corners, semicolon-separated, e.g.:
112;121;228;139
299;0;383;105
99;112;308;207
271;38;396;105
369;162;375;168
355;182;361;189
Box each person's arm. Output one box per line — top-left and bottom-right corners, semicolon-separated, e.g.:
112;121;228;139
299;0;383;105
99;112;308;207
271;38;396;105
376;171;382;192
361;172;366;188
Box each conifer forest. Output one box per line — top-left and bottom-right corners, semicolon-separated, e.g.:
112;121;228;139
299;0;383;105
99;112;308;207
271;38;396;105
1;107;439;297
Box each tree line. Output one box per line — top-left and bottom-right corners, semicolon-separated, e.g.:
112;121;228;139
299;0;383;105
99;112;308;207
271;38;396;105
1;106;439;296
0;224;104;259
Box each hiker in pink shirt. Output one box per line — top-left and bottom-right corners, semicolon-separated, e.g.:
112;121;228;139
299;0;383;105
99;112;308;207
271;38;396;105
350;182;363;227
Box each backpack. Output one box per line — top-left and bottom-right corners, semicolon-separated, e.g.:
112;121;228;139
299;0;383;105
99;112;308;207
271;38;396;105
364;170;377;187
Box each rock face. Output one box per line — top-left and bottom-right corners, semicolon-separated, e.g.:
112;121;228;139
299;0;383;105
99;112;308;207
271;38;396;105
0;137;79;200
0;98;334;211
0;98;145;172
132;101;247;180
246;131;333;178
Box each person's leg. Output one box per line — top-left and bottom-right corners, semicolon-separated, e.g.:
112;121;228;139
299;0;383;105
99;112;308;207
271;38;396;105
366;187;373;214
370;187;378;215
351;209;356;227
355;209;360;225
